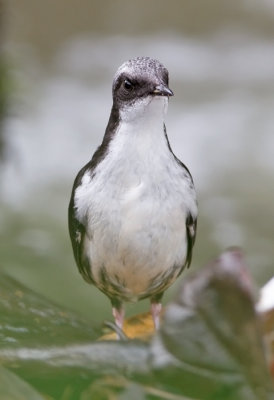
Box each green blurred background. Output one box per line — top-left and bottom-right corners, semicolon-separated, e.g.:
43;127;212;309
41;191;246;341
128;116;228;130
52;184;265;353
1;0;274;325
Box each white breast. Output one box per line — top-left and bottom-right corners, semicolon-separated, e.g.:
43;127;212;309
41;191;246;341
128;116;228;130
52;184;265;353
74;97;197;301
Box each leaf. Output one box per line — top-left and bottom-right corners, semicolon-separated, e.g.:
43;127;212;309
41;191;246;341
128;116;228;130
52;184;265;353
0;366;44;400
0;250;273;400
154;248;274;400
0;273;98;349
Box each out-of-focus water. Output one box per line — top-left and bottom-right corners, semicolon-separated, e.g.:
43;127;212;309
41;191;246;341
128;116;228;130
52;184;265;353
1;1;274;322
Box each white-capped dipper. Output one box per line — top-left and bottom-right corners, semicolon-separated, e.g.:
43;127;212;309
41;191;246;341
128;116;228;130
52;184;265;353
68;57;197;330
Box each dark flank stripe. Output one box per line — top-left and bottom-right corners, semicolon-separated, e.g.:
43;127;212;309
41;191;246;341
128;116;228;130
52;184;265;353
68;104;121;285
185;212;197;268
163;124;194;185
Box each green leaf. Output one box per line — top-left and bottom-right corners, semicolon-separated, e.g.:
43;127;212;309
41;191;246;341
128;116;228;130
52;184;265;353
0;366;44;400
0;250;273;400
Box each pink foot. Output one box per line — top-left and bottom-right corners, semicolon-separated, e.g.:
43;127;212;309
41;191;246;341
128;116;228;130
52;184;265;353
112;306;125;330
151;302;162;330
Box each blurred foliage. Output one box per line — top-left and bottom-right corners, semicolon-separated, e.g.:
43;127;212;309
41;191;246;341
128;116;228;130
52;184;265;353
0;58;13;159
0;0;5;155
0;366;44;400
0;250;273;400
0;59;7;118
6;0;274;62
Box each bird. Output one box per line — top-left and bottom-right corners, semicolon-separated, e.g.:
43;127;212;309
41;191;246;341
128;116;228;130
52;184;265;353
68;56;197;331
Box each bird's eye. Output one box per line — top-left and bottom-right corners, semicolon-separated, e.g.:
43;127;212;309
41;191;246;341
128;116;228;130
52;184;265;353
124;79;133;90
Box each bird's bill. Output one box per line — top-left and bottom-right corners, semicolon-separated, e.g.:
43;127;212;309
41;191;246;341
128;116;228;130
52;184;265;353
152;84;174;97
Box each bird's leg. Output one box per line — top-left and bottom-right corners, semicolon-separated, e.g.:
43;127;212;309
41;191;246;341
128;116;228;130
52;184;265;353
150;293;163;330
111;299;124;330
151;302;162;330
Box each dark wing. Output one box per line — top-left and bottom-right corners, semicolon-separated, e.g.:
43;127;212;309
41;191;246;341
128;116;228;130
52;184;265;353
68;195;84;268
68;109;121;283
185;212;197;268
68;113;118;282
163;124;197;269
68;164;94;283
68;125;116;282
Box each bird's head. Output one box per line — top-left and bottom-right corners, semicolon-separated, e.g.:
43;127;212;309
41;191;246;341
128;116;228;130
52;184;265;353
112;57;174;123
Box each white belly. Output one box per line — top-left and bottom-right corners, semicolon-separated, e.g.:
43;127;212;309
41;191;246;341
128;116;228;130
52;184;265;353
74;111;197;301
83;179;187;300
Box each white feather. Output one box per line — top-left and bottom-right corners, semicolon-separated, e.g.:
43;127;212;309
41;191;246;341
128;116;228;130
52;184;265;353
74;96;197;300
